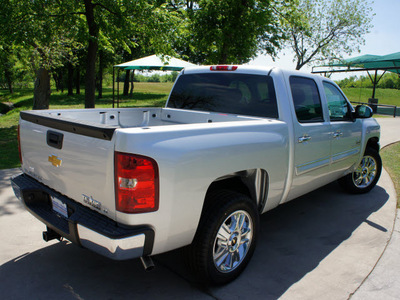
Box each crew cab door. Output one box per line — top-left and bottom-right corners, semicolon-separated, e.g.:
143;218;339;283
286;76;332;201
322;81;362;175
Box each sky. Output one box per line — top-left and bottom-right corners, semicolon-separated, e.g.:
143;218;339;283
248;0;400;80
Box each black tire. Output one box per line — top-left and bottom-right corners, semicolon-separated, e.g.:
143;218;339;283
339;147;382;194
185;190;259;285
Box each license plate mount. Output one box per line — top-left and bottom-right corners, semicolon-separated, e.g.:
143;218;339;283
51;196;68;219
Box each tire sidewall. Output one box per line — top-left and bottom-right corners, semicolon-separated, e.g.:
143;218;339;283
204;194;259;284
341;147;382;194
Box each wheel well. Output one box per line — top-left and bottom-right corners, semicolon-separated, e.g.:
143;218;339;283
366;137;380;152
207;177;251;199
204;169;268;214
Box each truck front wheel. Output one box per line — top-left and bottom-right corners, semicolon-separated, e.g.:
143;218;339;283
339;147;382;194
185;190;259;285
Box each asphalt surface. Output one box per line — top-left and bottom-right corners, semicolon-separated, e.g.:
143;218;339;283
0;118;399;300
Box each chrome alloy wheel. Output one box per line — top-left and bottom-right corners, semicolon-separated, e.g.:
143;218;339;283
353;155;377;188
213;210;253;273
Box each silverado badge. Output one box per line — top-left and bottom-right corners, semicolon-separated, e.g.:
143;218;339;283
48;155;62;167
83;194;102;211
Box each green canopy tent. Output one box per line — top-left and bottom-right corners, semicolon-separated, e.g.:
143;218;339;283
112;55;196;107
312;52;400;104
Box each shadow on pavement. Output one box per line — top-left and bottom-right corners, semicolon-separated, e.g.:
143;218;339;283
0;169;25;217
0;181;389;300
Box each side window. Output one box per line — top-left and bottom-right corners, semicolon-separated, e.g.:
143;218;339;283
290;76;323;123
323;82;352;121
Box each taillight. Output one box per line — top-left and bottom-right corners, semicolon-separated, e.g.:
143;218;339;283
18;125;22;165
210;65;238;71
115;152;159;213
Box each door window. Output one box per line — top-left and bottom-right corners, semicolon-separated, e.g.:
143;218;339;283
290;76;324;123
323;82;352;121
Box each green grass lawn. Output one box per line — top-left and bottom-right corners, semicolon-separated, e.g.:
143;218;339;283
342;87;400;106
0;82;172;169
381;142;400;207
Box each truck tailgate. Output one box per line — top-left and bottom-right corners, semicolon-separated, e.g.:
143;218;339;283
19;117;117;219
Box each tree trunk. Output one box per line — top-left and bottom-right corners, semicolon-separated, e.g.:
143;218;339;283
75;66;80;94
33;68;51;110
129;70;135;97
4;69;13;94
53;73;59;91
123;69;130;96
85;38;98;108
67;63;74;96
84;0;98;108
218;41;229;64
98;51;103;99
53;71;64;92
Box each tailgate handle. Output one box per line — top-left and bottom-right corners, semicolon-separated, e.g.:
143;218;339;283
47;131;64;149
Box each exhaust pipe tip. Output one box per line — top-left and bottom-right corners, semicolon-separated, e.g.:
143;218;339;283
140;256;155;271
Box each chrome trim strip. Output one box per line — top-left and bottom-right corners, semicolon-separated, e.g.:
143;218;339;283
77;224;145;260
296;157;330;175
331;148;360;163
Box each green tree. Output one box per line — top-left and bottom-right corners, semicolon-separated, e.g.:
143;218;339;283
0;43;29;94
286;0;374;70
1;0;178;109
79;0;178;108
173;0;292;64
0;0;81;109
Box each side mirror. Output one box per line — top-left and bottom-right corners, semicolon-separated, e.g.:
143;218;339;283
354;105;373;119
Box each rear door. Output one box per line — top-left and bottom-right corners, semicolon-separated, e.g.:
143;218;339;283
286;76;332;201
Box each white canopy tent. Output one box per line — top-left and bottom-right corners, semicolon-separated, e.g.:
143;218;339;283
113;55;196;107
115;54;196;71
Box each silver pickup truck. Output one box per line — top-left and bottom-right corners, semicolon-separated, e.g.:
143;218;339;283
11;65;381;284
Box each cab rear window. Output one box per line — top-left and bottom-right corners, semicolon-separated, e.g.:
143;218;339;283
167;73;278;119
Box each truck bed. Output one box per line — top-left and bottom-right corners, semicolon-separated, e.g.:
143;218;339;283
21;107;262;141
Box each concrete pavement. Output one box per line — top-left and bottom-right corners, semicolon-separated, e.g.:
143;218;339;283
0;117;399;299
351;118;400;300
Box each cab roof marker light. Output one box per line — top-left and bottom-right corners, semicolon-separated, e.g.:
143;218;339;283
210;66;238;71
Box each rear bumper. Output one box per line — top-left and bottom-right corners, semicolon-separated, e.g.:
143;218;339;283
11;173;154;260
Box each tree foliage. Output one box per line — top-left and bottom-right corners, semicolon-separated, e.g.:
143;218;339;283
0;0;82;108
286;0;374;70
337;73;400;90
173;0;293;64
0;0;179;109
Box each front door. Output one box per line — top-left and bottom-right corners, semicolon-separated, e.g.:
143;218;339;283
323;81;363;175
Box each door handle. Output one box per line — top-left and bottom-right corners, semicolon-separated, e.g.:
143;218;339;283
333;131;343;138
298;135;312;143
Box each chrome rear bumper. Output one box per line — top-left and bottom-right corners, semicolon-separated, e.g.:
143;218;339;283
11;173;154;260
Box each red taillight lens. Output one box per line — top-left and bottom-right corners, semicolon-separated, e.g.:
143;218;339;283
18;125;22;165
115;152;159;213
210;65;238;71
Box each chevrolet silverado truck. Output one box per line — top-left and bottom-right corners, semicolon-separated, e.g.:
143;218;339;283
11;65;381;284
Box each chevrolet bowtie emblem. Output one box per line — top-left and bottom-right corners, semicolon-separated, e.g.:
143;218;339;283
48;155;62;167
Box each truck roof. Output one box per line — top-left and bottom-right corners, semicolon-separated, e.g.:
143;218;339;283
181;65;330;82
182;65;275;75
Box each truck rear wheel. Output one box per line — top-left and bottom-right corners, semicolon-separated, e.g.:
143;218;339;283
185;190;259;285
339;147;382;194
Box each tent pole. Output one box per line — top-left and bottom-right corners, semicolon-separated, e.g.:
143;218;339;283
117;69;120;108
372;70;378;99
112;67;115;108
